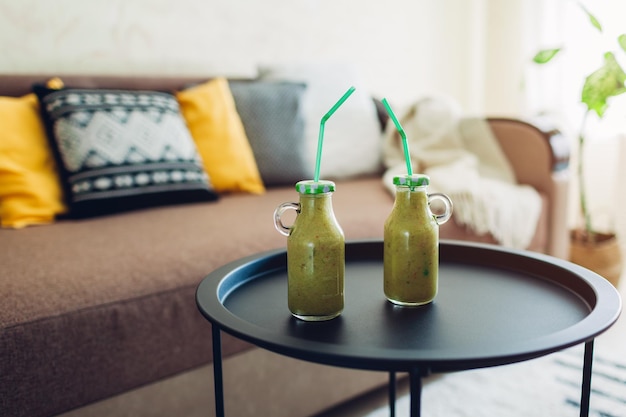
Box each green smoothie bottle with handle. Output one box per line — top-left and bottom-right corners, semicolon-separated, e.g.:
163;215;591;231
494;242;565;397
384;174;452;306
274;180;345;321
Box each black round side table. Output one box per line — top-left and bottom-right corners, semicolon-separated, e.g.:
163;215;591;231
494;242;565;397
196;240;621;417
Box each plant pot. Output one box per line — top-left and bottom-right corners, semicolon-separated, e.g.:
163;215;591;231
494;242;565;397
569;230;623;288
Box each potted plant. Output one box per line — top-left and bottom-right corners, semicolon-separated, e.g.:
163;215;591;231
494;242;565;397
533;3;626;286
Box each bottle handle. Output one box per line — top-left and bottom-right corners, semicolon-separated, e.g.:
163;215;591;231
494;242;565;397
273;202;300;236
428;193;453;225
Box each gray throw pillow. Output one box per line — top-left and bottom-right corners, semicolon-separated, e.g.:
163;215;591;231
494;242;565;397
228;80;311;186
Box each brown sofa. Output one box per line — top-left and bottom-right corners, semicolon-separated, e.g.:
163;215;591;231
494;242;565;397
0;74;570;417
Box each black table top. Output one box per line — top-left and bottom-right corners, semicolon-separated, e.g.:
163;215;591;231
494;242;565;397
196;240;621;373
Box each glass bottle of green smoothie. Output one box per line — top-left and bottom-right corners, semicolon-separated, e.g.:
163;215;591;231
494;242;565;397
384;174;452;306
274;180;345;321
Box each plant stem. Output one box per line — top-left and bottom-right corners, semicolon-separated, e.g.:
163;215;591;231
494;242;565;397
578;111;594;242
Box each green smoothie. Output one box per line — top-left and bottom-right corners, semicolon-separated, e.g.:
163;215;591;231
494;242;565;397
384;184;439;306
286;183;345;321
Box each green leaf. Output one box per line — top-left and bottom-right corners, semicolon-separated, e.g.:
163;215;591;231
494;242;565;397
619;34;626;53
581;52;626;117
533;48;561;64
579;3;603;32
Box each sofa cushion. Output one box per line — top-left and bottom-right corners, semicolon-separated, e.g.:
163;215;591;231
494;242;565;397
229;80;311;186
176;78;265;194
34;84;218;218
0;93;67;228
0;177;392;417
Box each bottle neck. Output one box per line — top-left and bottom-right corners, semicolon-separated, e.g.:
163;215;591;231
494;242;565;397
299;192;334;216
394;186;430;216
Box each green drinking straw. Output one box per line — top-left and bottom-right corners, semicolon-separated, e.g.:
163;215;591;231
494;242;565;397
314;86;356;182
382;98;413;176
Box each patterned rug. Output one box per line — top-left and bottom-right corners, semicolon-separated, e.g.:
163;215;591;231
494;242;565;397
364;283;626;417
405;347;626;417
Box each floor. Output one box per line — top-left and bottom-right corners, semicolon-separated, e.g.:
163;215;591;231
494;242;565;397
314;271;626;417
312;376;412;417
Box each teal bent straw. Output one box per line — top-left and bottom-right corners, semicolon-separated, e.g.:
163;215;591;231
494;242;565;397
382;98;413;176
314;86;356;182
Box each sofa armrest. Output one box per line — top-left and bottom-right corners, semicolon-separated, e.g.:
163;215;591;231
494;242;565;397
487;117;570;192
487;117;571;259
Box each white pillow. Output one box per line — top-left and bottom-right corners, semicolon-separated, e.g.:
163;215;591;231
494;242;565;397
258;62;383;180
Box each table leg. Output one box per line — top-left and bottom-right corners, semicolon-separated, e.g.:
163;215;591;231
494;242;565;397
388;371;396;417
212;324;225;417
579;339;594;417
409;368;423;417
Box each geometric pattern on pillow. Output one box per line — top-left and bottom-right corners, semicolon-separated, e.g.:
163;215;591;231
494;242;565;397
34;86;218;218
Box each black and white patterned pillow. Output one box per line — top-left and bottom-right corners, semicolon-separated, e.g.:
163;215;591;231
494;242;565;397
34;85;218;218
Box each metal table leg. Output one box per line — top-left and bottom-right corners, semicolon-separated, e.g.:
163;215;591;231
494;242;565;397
212;324;225;417
409;368;423;417
388;371;396;417
579;339;595;417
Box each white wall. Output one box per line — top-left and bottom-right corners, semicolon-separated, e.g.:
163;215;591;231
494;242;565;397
0;0;501;113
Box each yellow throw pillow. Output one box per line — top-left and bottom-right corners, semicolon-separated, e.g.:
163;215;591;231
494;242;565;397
0;93;67;228
176;78;265;194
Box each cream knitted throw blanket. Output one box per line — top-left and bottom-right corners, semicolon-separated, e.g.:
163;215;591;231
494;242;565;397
382;96;542;249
